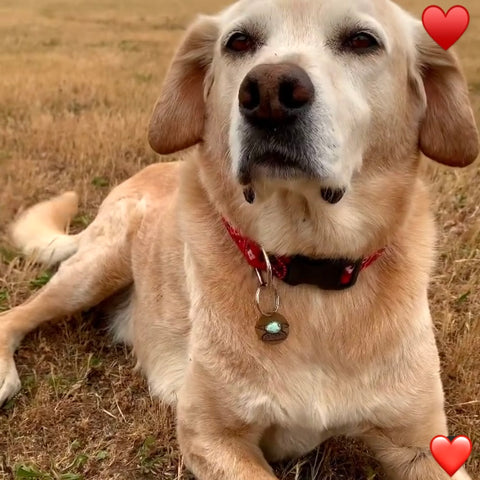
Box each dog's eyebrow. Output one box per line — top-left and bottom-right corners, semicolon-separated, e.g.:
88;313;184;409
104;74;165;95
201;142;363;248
220;19;266;47
359;15;390;52
333;15;391;53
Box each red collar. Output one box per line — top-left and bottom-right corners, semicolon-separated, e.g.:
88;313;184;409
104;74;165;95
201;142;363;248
223;218;384;290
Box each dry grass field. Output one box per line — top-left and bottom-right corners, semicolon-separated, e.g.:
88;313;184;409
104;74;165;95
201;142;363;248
0;0;479;478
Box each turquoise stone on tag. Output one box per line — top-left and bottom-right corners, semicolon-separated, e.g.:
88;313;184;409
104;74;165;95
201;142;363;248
255;313;290;344
266;321;282;334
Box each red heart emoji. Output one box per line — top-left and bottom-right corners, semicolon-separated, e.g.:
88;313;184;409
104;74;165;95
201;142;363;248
430;435;472;476
422;5;469;50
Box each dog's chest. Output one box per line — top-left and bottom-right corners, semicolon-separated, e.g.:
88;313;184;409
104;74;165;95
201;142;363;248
203;305;429;435
229;357;392;433
223;312;434;436
187;244;433;434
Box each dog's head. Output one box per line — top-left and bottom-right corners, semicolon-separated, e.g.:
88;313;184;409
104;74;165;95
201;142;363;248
148;0;478;221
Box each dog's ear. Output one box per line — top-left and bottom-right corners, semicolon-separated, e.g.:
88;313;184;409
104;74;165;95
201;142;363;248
148;16;218;154
413;32;479;167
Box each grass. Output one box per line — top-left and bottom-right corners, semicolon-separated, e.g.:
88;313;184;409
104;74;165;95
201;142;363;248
0;0;479;478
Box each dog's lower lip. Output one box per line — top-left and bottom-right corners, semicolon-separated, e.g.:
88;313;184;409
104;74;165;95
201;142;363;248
238;151;313;184
259;152;299;168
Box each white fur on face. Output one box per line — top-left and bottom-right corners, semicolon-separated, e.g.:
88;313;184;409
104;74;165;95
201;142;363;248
206;0;416;193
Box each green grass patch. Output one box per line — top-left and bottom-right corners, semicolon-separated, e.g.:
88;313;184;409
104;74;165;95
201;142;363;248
456;291;471;304
0;289;9;312
2;397;17;411
64;453;88;471
118;40;140;52
137;435;167;474
15;464;52;480
0;245;18;263
91;176;109;188
95;450;108;461
47;374;76;395
29;271;53;290
14;464;84;480
71;214;92;228
133;72;153;83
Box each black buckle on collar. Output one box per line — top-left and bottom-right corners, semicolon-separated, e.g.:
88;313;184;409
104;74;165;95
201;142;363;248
282;256;363;290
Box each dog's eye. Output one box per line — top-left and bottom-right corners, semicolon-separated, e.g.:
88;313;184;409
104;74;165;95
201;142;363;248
343;32;379;53
225;32;255;53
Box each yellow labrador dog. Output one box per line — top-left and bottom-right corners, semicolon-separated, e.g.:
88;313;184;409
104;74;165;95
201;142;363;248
1;0;478;478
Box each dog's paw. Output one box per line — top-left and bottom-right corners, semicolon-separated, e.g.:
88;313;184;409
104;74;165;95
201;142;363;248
0;356;21;406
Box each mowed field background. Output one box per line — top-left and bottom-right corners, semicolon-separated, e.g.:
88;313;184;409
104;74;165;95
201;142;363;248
0;0;479;478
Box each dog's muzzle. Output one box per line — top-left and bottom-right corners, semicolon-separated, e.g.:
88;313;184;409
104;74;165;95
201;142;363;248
237;63;319;184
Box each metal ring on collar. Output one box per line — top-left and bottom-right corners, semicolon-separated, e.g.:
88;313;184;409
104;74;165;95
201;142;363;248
261;247;273;286
255;284;280;317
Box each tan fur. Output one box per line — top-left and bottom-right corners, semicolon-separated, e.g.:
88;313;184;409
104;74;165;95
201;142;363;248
10;191;80;266
416;32;479;167
148;16;219;155
0;1;478;479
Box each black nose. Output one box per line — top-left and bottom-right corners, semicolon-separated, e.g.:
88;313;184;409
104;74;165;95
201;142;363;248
238;63;315;128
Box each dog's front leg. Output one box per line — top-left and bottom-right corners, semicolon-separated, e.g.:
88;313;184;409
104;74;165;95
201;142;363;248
176;363;277;480
359;401;472;480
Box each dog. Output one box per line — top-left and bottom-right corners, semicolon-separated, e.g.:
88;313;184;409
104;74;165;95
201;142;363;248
1;0;478;478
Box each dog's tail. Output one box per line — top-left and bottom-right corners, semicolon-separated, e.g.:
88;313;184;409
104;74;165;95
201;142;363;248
10;191;82;266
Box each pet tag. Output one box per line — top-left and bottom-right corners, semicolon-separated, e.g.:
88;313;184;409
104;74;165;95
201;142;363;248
255;312;289;344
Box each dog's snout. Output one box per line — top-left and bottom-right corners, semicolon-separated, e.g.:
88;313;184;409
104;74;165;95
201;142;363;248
239;63;314;127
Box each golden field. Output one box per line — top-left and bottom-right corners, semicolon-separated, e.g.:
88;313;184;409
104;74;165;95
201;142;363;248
0;0;479;478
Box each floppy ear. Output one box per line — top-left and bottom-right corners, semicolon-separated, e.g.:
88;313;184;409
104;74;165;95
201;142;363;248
148;16;219;155
414;33;479;167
